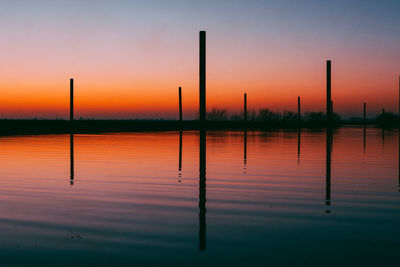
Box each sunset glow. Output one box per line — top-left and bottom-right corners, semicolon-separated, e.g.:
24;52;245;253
0;0;399;119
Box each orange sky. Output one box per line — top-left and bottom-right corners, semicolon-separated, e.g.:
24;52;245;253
0;1;399;119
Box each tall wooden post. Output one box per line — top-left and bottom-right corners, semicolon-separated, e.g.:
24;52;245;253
179;87;183;122
297;96;301;121
199;31;206;123
70;78;74;121
244;93;247;121
326;60;332;124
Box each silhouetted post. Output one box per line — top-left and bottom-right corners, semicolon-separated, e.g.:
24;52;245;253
179;131;183;176
179;87;183;122
326;129;332;213
297;96;301;121
199;31;206;123
199;129;206;251
326;60;332;124
382;108;385;115
70;134;74;185
363;102;366;126
244;93;247;122
70;78;74;122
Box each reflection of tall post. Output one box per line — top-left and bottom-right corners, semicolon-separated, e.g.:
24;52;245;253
199;129;206;251
70;78;74;122
398;131;400;192
326;61;332;124
70;134;74;185
179;87;183;122
244;128;247;172
297;96;301;121
325;129;332;213
244;93;247;122
199;31;206;123
297;129;301;165
179;131;182;177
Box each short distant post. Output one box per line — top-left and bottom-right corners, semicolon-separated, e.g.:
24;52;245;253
244;93;247;121
179;87;183;122
70;78;74;121
382;108;385;115
363;102;366;126
326;60;332;124
297;96;301;121
199;31;206;123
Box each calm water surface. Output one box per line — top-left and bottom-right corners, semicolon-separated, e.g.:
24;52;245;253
0;127;399;266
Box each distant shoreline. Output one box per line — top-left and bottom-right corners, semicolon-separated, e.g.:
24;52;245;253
0;119;397;136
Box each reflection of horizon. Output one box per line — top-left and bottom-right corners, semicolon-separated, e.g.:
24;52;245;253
326;129;332;213
70;134;74;185
199;129;206;251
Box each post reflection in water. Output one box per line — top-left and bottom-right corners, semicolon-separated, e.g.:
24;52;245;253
244;128;247;173
363;126;366;153
70;134;74;185
297;128;301;165
326;129;332;213
398;131;400;192
199;129;206;251
178;131;182;177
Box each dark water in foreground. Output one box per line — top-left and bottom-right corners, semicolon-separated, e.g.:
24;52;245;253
0;127;399;266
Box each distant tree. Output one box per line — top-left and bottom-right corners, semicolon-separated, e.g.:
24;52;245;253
376;112;398;126
207;108;229;121
306;112;325;123
257;109;281;121
282;111;297;122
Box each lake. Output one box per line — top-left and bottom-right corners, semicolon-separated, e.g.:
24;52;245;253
0;127;399;266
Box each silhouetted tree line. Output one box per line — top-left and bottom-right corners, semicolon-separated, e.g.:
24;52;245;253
202;107;400;127
204;108;341;123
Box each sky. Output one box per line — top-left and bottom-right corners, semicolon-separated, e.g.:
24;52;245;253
0;0;399;119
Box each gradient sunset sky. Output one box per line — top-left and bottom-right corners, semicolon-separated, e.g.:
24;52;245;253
0;0;399;119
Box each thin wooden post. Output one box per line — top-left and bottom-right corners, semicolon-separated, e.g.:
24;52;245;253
363;102;366;126
70;78;74;121
297;96;301;121
199;31;206;123
179;87;183;122
244;93;247;121
327;60;332;124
